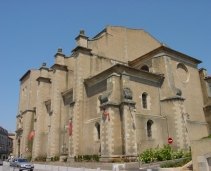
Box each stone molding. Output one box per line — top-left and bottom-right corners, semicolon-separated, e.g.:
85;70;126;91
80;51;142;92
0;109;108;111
54;52;65;58
85;117;101;124
135;113;165;120
100;101;120;108
36;77;51;83
71;46;92;53
161;96;185;102
84;64;164;87
50;64;68;71
61;88;73;98
16;109;35;117
128;46;201;67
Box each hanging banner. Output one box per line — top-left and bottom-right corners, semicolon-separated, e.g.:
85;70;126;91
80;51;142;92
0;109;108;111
69;121;72;135
28;130;35;141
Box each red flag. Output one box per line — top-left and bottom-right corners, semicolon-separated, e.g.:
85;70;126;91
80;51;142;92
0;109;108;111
102;110;110;121
28;131;35;141
69;122;72;135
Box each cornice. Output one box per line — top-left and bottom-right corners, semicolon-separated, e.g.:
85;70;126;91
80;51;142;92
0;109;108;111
100;101;120;108
54;52;65;58
16;109;35;117
50;64;68;71
129;46;202;67
71;46;92;53
75;34;89;40
135;113;165;119
160;96;185;101
61;88;73;98
44;99;51;106
39;66;49;71
36;77;51;83
69;101;75;106
19;70;31;81
120;99;136;106
187;120;207;125
92;29;106;39
84;64;164;87
85;117;101;124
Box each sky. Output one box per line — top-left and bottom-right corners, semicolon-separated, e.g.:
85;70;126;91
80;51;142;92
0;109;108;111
0;1;211;133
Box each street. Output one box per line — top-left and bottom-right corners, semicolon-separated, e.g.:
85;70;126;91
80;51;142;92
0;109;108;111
0;161;158;171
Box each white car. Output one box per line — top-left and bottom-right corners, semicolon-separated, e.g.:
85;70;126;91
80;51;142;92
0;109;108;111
10;158;34;171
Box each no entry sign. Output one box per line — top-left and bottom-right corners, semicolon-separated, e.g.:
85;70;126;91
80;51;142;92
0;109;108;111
168;137;173;144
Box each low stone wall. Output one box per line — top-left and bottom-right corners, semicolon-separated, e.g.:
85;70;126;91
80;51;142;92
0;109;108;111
34;161;139;170
158;167;182;171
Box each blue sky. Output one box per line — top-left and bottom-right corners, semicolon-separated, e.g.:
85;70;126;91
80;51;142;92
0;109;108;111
0;1;211;132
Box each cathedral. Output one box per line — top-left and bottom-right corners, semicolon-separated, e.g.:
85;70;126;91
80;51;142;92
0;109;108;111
14;25;211;161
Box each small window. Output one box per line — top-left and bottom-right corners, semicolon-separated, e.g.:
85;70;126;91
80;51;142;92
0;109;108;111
147;120;154;137
142;93;147;109
141;65;149;72
95;122;100;139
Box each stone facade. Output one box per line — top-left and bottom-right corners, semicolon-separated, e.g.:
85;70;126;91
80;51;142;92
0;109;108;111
14;25;211;160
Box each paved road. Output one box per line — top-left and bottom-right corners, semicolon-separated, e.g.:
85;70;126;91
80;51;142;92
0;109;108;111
0;161;159;171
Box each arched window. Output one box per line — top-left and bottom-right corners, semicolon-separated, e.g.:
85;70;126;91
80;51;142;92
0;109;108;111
141;65;149;72
95;122;100;139
147;120;154;137
142;93;147;109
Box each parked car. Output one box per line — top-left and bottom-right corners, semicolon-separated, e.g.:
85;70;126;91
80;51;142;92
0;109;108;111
10;158;34;171
0;159;3;165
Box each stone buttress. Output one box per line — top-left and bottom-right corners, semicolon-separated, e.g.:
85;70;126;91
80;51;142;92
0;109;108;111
120;72;137;156
46;48;68;160
100;73;122;158
69;30;91;158
152;55;189;150
32;62;51;159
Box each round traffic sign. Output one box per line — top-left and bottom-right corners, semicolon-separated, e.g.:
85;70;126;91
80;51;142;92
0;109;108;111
168;137;173;144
